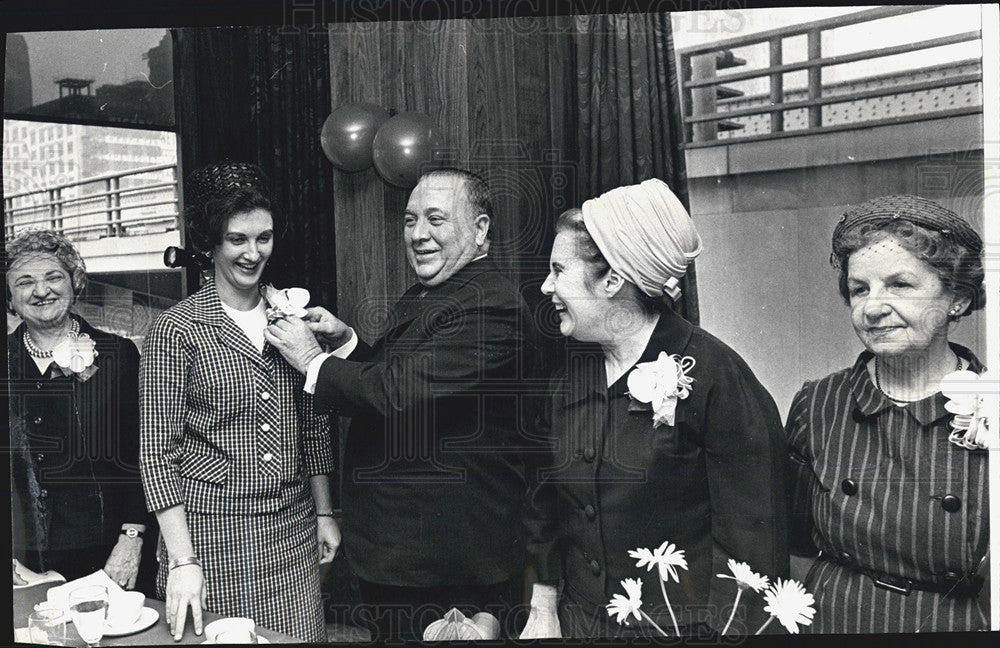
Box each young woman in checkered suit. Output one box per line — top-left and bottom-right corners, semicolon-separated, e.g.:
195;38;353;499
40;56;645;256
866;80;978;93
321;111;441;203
138;162;337;642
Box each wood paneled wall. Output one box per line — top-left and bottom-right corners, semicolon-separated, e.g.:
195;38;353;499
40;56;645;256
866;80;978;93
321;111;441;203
327;17;577;340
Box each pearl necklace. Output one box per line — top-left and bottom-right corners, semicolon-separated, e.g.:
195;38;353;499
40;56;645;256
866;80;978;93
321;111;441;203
874;353;963;403
23;318;80;359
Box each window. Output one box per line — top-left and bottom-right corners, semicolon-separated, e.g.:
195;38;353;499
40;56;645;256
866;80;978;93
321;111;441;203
4;29;174;130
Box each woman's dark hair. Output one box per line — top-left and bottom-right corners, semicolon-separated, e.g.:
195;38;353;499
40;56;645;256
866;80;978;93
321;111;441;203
185;186;275;255
831;219;986;317
183;161;278;256
554;208;660;315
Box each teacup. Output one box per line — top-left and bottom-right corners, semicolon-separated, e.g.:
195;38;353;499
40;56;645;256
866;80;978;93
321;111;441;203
106;591;145;628
205;617;256;643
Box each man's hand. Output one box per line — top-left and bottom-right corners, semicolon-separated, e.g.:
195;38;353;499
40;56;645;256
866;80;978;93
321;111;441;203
264;316;324;374
302;307;353;350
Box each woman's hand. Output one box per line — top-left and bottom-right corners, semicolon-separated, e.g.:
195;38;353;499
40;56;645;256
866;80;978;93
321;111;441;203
519;583;562;639
104;535;142;590
316;516;341;564
165;564;207;641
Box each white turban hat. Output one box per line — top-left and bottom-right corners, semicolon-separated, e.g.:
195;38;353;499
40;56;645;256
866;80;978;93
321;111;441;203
581;178;703;301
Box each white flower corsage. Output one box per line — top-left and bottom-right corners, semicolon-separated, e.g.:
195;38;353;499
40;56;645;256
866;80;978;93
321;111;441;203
263;284;311;322
51;332;99;382
626;352;696;428
940;369;997;451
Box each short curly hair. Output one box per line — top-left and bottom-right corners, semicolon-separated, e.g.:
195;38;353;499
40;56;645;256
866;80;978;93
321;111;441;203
831;219;986;317
5;229;88;313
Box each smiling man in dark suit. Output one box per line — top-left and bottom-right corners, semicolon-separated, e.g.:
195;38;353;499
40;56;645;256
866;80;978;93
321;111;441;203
266;168;539;640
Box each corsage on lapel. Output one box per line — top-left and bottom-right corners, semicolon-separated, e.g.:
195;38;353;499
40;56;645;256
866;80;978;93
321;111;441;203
626;352;696;428
263;284;310;322
52;332;99;382
940;369;996;450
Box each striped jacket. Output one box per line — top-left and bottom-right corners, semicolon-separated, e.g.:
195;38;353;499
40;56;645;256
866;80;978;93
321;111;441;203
786;344;989;632
139;279;334;515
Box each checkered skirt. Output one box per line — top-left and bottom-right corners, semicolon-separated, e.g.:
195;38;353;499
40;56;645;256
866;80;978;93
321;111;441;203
155;487;325;642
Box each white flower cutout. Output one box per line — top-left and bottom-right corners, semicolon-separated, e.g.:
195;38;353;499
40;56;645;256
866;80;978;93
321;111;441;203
51;332;98;381
717;558;770;593
629;541;689;584
606;578;643;625
627;352;695;427
941;369;997;451
761;578;815;634
263;284;310;320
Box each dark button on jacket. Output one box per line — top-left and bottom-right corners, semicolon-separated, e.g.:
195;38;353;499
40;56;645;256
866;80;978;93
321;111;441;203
786;345;989;633
941;494;962;513
314;259;540;587
526;308;789;634
10;318;151;557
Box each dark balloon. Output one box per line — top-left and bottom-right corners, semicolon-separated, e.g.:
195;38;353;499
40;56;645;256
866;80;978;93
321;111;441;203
320;103;391;172
372;112;443;188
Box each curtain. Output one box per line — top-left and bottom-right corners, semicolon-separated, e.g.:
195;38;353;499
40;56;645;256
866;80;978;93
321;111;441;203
172;27;336;309
572;13;699;324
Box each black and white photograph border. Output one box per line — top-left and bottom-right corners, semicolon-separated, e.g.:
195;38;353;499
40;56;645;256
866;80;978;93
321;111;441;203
3;0;1000;643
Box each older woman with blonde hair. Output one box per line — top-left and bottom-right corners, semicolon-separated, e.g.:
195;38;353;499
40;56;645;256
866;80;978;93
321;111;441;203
8;229;155;593
522;179;789;638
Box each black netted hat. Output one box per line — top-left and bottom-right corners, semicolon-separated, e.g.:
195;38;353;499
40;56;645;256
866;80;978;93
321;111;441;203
185;161;270;212
832;194;983;257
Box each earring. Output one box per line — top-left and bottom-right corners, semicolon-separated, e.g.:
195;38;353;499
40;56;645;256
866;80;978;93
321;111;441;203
949;306;961;316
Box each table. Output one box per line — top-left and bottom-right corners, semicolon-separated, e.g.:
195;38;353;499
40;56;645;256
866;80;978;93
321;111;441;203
13;582;300;645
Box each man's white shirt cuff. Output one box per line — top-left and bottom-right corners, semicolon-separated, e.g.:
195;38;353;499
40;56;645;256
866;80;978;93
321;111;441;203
303;329;358;394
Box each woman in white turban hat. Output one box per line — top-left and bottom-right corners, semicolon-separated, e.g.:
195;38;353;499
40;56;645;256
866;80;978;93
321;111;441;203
522;178;789;640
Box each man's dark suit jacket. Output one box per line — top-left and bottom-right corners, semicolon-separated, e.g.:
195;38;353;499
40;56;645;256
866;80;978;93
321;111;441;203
314;257;540;587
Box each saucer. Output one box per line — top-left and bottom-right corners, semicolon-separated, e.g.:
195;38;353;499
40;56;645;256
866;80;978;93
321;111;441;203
103;607;159;636
202;636;269;644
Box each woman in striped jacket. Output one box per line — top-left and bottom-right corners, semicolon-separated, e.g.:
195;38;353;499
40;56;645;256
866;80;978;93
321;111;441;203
787;194;989;633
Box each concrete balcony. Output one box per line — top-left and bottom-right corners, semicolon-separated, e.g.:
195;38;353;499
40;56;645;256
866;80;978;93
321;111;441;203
4;163;184;342
4;162;181;273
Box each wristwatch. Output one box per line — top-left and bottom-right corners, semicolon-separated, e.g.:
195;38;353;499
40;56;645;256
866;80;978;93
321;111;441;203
121;528;144;539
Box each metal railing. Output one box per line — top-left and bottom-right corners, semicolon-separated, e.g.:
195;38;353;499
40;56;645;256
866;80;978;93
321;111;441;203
677;6;983;147
4;163;179;241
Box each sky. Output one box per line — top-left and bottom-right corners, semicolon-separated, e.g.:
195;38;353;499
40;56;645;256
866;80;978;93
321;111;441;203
17;29;168;105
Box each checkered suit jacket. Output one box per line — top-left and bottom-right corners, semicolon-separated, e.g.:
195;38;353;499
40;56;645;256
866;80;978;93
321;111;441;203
139;279;334;515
